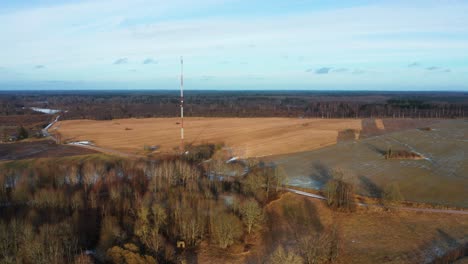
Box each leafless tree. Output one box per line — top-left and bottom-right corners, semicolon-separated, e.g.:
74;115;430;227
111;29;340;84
239;199;264;234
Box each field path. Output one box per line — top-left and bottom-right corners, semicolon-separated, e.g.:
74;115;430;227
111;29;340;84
285;188;468;215
66;143;145;159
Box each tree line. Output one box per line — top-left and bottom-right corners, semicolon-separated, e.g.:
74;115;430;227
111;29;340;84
1;91;466;120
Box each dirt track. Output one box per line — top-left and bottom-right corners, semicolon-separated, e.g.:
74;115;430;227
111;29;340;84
53;117;362;157
286;188;468;215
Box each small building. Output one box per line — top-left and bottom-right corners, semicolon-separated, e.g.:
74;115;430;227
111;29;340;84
176;241;185;249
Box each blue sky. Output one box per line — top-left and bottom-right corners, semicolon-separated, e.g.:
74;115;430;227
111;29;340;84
1;0;468;90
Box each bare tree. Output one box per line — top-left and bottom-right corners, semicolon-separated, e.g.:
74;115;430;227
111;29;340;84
210;212;243;249
239;199;264;234
325;171;355;211
135;203;167;253
269;245;303;264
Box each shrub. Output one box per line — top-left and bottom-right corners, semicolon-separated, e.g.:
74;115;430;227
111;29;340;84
17;126;28;140
382;183;404;205
269;246;303;264
325;176;356;212
184;143;216;163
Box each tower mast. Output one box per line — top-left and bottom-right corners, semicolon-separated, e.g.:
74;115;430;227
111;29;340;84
180;56;184;153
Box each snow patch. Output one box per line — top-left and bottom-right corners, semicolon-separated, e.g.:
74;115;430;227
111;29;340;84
30;107;61;114
226;156;239;163
68;141;94;146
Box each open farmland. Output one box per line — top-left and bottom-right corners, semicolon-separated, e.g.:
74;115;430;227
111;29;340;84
258;193;468;264
52;117;362;157
267;119;468;208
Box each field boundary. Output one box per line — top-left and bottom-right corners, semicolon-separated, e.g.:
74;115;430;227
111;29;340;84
284;185;468;215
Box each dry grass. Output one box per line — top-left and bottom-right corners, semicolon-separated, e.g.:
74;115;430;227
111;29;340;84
263;193;468;264
53;118;361;157
375;118;385;130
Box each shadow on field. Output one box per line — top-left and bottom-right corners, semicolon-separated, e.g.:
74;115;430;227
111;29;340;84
308;161;333;188
411;229;468;264
437;229;460;248
360;118;382;138
337;129;357;142
382;119;436;133
247;197;324;263
358;175;382;198
364;142;387;156
303;199;324;233
245;209;283;264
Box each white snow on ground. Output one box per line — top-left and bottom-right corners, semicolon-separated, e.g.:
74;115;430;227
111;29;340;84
44;115;60;131
226;156;239;163
42;115;61;138
285;188;326;200
84;250;96;256
287;189;468;215
30;107;61;114
68;141;94;146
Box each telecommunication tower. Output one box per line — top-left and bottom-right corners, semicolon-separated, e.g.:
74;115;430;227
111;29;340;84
180;56;184;153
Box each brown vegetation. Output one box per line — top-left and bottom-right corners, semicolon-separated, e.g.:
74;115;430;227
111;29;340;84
325;172;356;212
262;193;468;264
384;148;424;160
0;150;286;263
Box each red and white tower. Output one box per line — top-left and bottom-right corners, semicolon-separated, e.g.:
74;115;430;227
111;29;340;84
180;56;184;153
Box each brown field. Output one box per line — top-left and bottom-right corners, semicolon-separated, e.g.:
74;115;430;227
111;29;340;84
259;193;468;264
197;193;468;263
53;118;362;157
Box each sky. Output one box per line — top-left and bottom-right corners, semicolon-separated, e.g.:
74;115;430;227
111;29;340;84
1;0;468;91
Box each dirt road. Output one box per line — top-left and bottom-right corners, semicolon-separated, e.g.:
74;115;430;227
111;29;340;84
286;188;468;215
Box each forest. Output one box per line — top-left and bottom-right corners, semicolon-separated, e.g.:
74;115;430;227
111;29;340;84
0;90;466;121
1;145;339;263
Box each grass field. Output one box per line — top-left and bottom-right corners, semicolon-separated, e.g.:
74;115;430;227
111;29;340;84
267;120;468;208
53;117;362;157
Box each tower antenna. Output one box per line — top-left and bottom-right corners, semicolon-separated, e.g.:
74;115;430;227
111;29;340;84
180;56;184;153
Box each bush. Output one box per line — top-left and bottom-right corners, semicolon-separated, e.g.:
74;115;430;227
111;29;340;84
385;149;422;160
17;126;28;140
325;176;356;212
269;246;303;264
382;183;404;205
106;244;157;264
184;143;216;163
